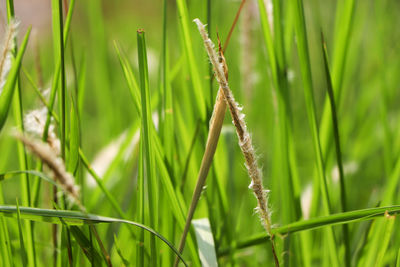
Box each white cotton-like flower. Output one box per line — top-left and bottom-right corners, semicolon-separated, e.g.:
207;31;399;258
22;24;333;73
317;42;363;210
0;20;19;95
331;161;359;183
301;183;313;219
24;107;60;154
24;107;48;136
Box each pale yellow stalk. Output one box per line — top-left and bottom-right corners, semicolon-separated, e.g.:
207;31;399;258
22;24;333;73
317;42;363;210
194;18;279;266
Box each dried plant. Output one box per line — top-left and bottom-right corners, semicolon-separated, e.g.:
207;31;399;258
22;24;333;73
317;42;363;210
174;36;228;267
15;133;82;210
194;18;279;266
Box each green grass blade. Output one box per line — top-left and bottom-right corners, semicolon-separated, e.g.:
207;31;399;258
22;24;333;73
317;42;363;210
218;205;400;255
318;0;355;171
0;214;12;267
114;42;141;114
113;234;130;266
68;96;80;176
0;205;188;266
0;12;34;264
115;37;199;263
69;226;103;266
137;29;158;266
374;213;395;267
291;0;340;265
0;27;31;131
51;0;67;161
176;0;206;119
321;32;350;266
43;0;75;141
79;149;127;219
137;139;145;266
16;200;27;265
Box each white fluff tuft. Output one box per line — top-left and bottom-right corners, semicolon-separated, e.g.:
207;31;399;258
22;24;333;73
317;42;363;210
0;20;19;95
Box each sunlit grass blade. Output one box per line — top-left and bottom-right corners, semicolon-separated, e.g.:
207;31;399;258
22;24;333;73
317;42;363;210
69;226;103;265
43;0;76;141
113;234;130;266
137;29;158;266
257;1;309;264
116;35;199;263
68;95;80;176
0;214;12;266
291;0;340;265
114;41;141;113
51;0;66;160
358;156;400;265
176;0;206;120
374;212;395;267
318;0;355;166
321;32;350;266
16;200;28;265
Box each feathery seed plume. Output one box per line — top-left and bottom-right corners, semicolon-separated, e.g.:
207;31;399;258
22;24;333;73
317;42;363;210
24;107;61;154
194;18;278;265
15;133;82;210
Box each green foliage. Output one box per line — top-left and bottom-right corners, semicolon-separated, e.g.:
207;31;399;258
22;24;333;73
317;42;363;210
0;0;399;266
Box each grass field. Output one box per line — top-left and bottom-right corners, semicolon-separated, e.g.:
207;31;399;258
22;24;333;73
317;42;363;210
0;0;400;266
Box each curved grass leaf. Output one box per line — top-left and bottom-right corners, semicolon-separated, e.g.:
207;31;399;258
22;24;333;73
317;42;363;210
218;205;400;256
0;205;188;266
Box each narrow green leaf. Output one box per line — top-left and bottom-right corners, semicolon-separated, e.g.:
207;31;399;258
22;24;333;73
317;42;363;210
16;200;27;265
374;213;395;267
114;234;130;266
68;95;80;176
0;205;188;266
69;226;103;266
114;41;141;114
0;27;31;131
137;29;158;266
218;205;400;255
291;0;340;265
176;0;206;119
321;32;350;266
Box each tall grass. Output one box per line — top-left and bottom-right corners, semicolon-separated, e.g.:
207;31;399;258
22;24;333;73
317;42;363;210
0;0;400;266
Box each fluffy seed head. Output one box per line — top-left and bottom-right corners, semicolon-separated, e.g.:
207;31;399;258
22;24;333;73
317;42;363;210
0;20;19;95
194;18;273;236
15;133;82;209
24;107;60;154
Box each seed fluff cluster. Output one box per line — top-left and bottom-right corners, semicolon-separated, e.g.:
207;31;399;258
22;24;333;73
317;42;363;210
0;20;19;95
15;133;82;210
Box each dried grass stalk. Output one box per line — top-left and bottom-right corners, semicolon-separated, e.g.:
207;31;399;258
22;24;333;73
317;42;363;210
15;133;82;209
194;18;279;266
